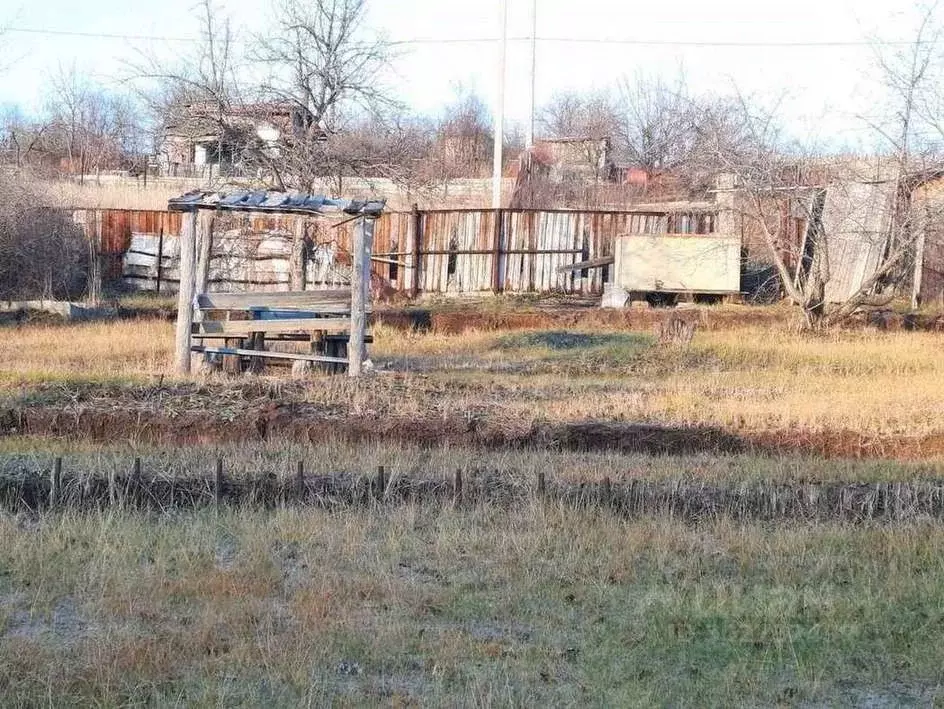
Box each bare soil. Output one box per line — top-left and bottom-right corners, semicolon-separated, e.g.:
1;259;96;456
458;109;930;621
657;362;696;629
4;403;944;460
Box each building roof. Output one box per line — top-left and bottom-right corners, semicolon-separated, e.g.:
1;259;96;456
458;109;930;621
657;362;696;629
168;190;386;217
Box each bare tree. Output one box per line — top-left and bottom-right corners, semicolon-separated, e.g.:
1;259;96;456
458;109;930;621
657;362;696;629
709;2;944;329
51;66;140;179
251;0;395;190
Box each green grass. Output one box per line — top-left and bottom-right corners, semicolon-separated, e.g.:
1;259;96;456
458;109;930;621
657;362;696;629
2;506;944;707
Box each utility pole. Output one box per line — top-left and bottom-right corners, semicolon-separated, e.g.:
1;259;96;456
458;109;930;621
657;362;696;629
525;0;537;149
492;0;508;209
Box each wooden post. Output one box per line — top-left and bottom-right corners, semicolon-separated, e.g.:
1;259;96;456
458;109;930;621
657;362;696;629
375;465;386;501
155;226;164;295
537;471;546;498
50;457;62;509
348;216;374;377
411;204;422;298
215;458;224;508
453;469;463;507
87;210;103;306
174;209;198;374
194;212;214;304
291;217;307;291
491;208;503;293
295;461;305;501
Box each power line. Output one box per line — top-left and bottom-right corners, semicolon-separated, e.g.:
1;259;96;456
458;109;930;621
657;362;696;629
4;25;934;49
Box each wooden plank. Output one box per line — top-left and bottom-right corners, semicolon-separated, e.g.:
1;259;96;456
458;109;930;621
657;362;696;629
197;290;351;309
556;256;615;274
195;318;352;335
192;346;349;364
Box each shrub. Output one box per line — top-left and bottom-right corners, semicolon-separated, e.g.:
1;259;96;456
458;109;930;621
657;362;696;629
0;173;89;300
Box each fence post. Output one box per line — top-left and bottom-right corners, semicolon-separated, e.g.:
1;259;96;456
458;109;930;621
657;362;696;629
215;458;224;508
491;208;503;293
411;204;422;298
453;469;463;507
375;465;386;501
295;461;305;502
349;216;374;377
155;226;164;295
174;209;198;374
50;457;62;509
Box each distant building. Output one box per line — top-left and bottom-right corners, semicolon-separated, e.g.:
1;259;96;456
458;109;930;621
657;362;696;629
157;102;320;178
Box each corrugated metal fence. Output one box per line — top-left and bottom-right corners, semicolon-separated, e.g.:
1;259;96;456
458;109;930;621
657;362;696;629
74;206;717;296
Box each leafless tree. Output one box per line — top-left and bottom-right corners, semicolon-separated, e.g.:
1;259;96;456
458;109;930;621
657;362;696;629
707;4;944;328
44;65;141;180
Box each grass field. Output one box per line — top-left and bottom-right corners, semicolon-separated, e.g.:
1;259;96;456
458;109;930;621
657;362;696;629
2;301;944;705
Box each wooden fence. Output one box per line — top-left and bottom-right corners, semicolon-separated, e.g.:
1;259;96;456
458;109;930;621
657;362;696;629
73;205;718;296
7;457;944;522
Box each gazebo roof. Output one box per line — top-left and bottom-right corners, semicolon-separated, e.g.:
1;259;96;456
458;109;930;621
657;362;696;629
168;190;386;217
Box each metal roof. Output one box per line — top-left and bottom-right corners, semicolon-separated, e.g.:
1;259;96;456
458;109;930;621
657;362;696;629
168;190;386;217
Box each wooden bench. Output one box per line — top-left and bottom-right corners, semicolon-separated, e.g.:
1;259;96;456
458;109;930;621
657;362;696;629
189;289;372;374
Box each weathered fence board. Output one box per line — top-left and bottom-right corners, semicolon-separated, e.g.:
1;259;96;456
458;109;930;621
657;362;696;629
73;205;721;296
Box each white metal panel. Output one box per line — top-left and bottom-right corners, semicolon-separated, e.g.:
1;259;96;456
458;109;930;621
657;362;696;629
616;234;741;293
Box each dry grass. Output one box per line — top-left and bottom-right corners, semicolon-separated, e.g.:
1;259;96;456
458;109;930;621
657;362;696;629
2;313;944;444
0;319;173;385
40;179;202;211
2;505;944;706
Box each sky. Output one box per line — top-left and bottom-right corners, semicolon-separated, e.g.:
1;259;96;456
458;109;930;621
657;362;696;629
0;0;933;150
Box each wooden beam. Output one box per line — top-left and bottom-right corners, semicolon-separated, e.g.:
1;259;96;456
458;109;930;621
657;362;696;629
349;216;373;377
194;212;214;302
174;210;198;374
197;290;352;309
290;216;307;291
192;346;348;364
194;318;352;336
556;255;615;274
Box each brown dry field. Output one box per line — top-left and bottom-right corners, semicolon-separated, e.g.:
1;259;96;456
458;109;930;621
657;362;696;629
1;299;944;462
4;298;944;706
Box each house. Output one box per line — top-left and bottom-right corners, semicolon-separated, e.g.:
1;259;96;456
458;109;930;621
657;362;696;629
157;101;319;178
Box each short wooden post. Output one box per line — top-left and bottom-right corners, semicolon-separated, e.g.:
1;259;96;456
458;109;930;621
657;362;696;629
602;476;612;504
108;469;117;507
214;458;224;508
295;461;305;501
131;457;141;507
50;457;62;509
537;471;546;498
349;216;374;377
453;469;463;507
375;465;386;501
174;209;198;374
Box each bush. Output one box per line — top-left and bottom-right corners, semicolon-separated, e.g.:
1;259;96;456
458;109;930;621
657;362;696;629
0;173;89;300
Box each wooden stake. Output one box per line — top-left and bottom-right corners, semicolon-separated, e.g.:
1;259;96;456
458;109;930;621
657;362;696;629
454;469;463;507
295;461;305;501
50;457;62;509
376;465;386;500
537;471;546;498
602;476;612;504
215;458;224;508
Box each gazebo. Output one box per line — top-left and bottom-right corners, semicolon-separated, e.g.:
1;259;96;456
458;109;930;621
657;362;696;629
167;190;385;377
